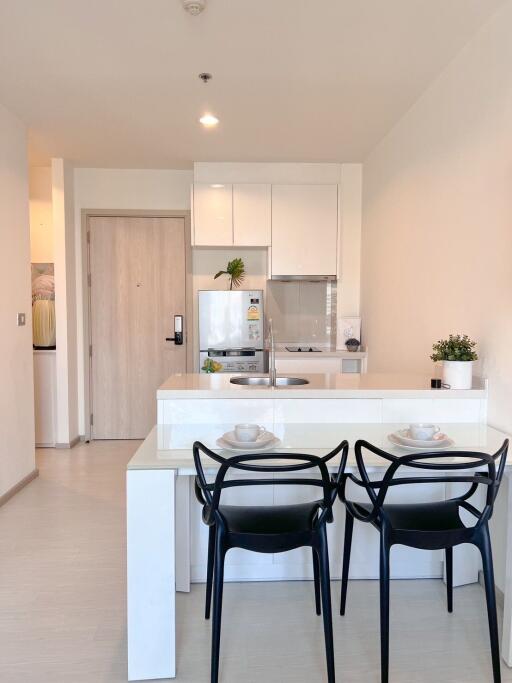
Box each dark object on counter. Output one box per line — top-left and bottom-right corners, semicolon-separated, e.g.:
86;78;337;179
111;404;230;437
431;378;442;388
345;338;360;352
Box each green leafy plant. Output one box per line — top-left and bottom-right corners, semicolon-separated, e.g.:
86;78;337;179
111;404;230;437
430;334;478;362
214;257;245;290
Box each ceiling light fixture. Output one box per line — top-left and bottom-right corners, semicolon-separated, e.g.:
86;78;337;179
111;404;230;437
199;113;219;127
182;0;206;16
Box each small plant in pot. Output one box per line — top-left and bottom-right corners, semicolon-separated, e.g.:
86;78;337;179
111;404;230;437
430;334;478;389
345;338;361;352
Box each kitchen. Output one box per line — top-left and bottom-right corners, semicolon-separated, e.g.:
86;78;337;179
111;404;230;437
1;2;512;683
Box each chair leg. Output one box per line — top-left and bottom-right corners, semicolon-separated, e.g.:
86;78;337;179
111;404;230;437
317;527;336;683
445;547;453;613
211;532;226;683
476;526;501;683
205;525;215;619
379;532;391;683
340;511;354;616
312;547;321;615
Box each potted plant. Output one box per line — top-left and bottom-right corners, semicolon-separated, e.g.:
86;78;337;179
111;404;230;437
214;258;245;290
345;338;360;352
430;334;478;389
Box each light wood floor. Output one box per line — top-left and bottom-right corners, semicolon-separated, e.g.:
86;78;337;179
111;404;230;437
0;440;509;682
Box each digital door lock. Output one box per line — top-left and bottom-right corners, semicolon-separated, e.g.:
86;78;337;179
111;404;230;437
166;315;184;345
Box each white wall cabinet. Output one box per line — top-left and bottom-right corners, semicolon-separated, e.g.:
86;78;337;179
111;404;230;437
233;184;271;246
271;184;338;277
192;183;271;247
193;183;233;246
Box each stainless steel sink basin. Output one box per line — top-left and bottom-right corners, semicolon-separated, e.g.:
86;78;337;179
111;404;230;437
230;376;309;386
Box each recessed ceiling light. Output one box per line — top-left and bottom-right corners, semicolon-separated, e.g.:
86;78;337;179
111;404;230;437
199;113;219;127
210;184;224;188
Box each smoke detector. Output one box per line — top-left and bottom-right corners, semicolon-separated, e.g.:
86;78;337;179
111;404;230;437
182;0;206;15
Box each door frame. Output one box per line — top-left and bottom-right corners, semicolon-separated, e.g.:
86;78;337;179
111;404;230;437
81;209;192;441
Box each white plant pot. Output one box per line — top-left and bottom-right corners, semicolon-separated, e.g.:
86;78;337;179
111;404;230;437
442;360;473;390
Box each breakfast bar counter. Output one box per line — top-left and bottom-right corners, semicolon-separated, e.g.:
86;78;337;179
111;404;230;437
126;371;512;681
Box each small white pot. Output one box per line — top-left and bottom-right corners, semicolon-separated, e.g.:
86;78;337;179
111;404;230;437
442;360;473;390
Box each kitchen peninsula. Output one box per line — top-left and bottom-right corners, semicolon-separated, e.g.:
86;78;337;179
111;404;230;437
126;372;512;681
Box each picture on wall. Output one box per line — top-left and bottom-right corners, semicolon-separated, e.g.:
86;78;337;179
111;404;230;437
31;263;56;349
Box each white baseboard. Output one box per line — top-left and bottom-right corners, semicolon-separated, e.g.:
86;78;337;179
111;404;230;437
0;468;39;507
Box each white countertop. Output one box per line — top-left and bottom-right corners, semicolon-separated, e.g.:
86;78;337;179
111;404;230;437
157;372;487;400
128;422;508;474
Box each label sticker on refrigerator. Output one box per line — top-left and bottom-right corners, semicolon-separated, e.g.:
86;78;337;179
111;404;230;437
247;305;260;321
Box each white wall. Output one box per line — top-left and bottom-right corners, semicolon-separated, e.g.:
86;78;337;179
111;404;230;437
29;166;53;263
53;159;79;445
0;102;36;496
360;3;512;587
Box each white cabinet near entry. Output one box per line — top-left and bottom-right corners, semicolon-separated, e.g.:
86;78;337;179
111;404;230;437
271;184;338;277
192;183;233;246
233;184;271;246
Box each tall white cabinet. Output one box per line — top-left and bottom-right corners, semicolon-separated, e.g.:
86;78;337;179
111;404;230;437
271;184;338;277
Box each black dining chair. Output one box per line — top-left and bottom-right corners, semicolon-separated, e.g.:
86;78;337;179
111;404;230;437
193;439;349;683
338;438;509;683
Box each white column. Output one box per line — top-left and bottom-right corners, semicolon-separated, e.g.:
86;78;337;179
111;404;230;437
127;468;176;681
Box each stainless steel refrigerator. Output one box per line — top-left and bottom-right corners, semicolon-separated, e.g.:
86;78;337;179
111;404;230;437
198;290;265;373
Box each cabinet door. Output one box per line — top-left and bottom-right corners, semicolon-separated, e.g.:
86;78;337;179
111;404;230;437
271;184;338;276
275;358;341;375
193;183;233;246
233;184;271;246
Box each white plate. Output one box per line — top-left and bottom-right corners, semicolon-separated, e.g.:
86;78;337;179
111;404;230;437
216;436;282;454
220;430;275;450
388;432;454;451
393;429;451;448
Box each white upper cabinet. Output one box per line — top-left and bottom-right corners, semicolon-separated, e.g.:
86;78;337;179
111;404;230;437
271;184;338;276
233;184;271;246
193;183;233;246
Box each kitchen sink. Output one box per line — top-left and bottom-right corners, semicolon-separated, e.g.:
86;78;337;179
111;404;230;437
230;376;309;386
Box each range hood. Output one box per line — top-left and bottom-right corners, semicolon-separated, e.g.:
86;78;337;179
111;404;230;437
270;274;336;282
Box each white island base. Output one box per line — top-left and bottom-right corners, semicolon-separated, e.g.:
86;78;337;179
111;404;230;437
126;373;512;681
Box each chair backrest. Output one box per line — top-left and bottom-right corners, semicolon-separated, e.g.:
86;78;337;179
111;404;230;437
347;438;509;527
193;439;349;526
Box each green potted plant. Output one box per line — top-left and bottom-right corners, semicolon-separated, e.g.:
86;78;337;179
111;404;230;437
214;258;245;290
430;334;478;389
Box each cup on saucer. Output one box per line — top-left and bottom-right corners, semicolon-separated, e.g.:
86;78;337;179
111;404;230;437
234;423;266;443
409;423;440;441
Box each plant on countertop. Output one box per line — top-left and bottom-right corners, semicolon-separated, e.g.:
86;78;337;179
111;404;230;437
214;257;245;290
345;338;360;352
202;358;223;373
430;334;478;362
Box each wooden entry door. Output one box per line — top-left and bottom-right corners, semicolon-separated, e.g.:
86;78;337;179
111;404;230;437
88;215;187;439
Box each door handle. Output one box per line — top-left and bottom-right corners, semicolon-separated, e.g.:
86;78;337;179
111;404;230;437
166;315;184;345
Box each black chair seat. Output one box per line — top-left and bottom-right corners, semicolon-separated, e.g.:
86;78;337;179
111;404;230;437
354;499;466;532
207;501;322;535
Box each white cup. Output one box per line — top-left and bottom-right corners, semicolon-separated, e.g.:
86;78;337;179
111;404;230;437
234;423;266;442
409;423;440;441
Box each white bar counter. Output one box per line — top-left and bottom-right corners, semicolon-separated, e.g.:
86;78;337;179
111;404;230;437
127;372;512;681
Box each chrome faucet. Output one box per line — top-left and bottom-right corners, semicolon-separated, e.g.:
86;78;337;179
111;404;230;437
268;318;277;387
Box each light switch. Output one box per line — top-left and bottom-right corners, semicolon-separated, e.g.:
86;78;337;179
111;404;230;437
17;312;26;326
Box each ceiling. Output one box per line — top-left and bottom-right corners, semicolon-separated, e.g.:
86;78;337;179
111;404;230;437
0;0;504;168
